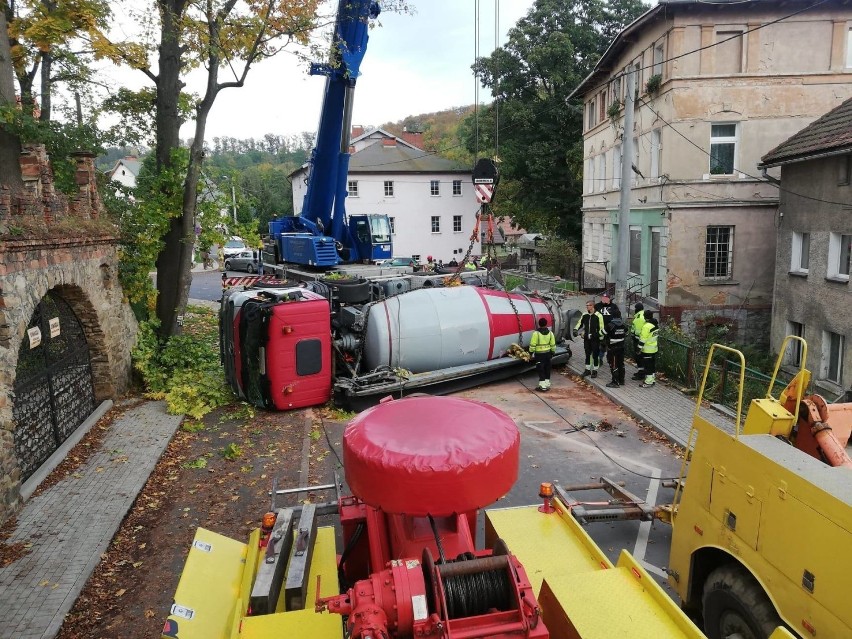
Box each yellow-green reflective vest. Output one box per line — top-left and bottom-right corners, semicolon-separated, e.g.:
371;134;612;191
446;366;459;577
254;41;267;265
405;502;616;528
632;310;646;337
639;322;658;354
530;329;556;353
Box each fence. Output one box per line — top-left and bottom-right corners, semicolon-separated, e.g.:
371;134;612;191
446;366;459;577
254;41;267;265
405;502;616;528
627;334;794;414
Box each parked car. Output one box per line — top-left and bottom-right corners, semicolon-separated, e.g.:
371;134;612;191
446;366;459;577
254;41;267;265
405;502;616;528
223;237;246;258
386;257;419;268
224;250;259;273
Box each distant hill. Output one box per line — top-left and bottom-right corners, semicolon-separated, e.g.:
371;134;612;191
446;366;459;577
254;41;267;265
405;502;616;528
378;105;475;165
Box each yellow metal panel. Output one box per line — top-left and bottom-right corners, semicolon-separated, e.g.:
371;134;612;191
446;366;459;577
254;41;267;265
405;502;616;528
762;487;852;635
742;399;795;437
485;505;611;595
539;562;704;639
240;526;343;638
165;528;248;639
709;469;762;550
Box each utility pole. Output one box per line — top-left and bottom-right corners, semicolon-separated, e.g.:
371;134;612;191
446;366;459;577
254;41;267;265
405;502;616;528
231;183;237;225
615;68;635;318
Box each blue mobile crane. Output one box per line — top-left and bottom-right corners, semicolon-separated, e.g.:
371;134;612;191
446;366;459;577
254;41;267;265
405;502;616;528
266;0;392;268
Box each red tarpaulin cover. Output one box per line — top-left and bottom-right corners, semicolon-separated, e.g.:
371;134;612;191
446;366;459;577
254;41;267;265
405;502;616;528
343;396;520;516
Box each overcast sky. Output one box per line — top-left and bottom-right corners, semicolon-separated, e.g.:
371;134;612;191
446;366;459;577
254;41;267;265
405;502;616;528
180;0;536;141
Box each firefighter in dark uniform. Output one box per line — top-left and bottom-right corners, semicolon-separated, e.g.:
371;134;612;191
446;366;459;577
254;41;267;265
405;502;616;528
595;292;621;362
529;317;557;391
574;301;605;378
605;316;628;388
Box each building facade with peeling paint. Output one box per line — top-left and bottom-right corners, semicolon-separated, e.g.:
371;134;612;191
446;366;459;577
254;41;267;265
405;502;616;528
572;0;852;346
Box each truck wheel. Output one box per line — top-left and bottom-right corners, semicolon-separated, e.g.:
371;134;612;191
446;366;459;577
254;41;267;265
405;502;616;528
702;565;782;639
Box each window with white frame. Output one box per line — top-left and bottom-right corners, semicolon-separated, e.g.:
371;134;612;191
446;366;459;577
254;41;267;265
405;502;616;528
452;180;462;196
632;62;641;100
384;180;394;197
347;180;359;197
629;226;642;274
710;123;737;175
847;27;852;68
612;144;622;189
822;330;844;384
785;321;804;367
586;157;595;194
653;42;664;77
791;231;810;273
587;98;597;129
598;153;607;192
430;180;440;196
828;232;852;279
389;217;395;234
598;90;606;122
611;76;622;104
453;215;462;232
716;30;744;73
651;129;661;179
431;216;441;233
705;226;734;279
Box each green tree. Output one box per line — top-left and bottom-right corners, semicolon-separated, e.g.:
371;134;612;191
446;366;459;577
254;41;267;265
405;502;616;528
465;0;645;239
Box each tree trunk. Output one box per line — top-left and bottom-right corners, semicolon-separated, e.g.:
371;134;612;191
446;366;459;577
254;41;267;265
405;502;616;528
0;5;22;189
153;0;191;338
39;50;52;121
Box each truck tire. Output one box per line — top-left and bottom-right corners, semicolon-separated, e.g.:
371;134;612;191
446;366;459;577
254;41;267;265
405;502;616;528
319;276;370;304
702;565;782;639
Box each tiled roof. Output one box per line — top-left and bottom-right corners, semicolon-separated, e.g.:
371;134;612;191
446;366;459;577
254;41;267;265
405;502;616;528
348;142;469;174
760;96;852;167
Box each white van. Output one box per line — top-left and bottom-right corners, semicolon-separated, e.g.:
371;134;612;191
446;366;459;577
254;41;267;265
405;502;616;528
223;236;246;258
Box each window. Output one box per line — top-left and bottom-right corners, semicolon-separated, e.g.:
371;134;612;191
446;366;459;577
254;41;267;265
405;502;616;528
710;123;737;175
347;180;359;197
785;321;804;367
430;180;440;196
431;216;440;233
586;157;595;194
453;215;462;232
839;155;851;186
653;42;664;77
716;30;743;73
847;27;852;68
412;254;421;263
598;153;607;192
632;62;641;100
389;217;395;234
822;330;844;384
611;76;622;104
828;232;852;279
587;98;597;129
584;223;593;259
598;90;606;122
629;226;642;274
650;129;662;179
632;137;639;185
705;226;734;279
452;180;462;196
384;180;394;197
791;231;810;273
612;144;622;189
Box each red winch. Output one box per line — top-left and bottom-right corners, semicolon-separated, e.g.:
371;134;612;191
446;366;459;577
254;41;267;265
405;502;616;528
315;395;549;638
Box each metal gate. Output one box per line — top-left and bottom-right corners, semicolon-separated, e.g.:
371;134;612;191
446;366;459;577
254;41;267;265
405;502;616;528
12;291;96;482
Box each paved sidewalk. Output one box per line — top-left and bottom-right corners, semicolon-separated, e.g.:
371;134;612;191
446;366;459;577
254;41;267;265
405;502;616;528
565;351;735;448
0;402;181;639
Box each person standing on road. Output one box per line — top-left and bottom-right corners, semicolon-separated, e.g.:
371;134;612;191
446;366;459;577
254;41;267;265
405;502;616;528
574;301;605;378
638;311;659;388
631;303;647;381
605;316;627;388
529;317;557;391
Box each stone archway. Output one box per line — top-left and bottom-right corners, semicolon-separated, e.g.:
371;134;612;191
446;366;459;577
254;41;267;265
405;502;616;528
12;289;97;482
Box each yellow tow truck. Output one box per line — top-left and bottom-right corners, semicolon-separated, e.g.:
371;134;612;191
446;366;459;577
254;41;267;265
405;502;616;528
163;337;846;638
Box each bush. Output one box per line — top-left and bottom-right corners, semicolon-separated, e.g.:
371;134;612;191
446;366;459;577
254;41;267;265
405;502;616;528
132;306;234;418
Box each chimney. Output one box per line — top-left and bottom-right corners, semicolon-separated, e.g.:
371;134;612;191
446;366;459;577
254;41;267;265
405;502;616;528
382;138;397;147
352;125;364;138
401;131;424;150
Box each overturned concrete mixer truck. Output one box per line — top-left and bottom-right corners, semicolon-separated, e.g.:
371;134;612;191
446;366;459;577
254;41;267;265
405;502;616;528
220;276;577;411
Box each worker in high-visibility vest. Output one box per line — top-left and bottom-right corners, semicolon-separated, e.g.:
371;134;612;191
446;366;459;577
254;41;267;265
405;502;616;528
529;317;557;391
631;303;646;380
638;310;659;388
